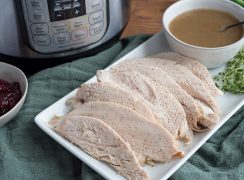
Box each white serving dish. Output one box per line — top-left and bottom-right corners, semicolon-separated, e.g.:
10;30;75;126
0;62;28;127
163;0;244;68
35;31;244;180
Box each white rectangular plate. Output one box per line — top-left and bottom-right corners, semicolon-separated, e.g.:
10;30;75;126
35;31;244;180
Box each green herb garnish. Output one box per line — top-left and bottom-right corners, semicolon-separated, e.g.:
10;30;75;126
214;48;244;94
232;0;244;7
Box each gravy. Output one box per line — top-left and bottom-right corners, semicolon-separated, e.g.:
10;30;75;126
169;9;243;48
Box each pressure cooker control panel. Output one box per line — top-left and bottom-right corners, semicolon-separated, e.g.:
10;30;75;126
21;0;107;53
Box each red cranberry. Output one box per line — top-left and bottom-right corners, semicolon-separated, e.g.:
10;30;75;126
0;79;11;93
0;79;22;116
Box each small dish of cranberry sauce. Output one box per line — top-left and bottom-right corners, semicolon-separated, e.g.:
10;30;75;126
0;62;28;127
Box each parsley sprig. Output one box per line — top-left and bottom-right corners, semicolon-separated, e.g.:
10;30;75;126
214;48;244;94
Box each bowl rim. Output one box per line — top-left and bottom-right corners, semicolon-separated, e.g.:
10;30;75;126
0;62;28;120
162;0;244;50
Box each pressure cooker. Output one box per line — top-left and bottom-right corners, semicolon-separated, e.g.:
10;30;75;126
0;0;130;62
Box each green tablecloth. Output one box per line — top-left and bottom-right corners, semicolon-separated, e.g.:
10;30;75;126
0;35;243;180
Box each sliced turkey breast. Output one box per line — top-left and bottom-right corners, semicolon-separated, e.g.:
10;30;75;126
151;52;223;96
67;102;183;164
115;58;220;130
97;70;193;143
69;83;155;123
121;58;220;116
112;64;203;131
51;116;148;180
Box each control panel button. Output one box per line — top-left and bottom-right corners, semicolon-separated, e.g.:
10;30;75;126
30;10;45;22
72;29;87;41
33;35;51;46
86;0;103;13
29;0;43;9
54;11;65;21
72;8;82;17
52;23;68;33
53;33;71;44
89;21;104;36
32;10;44;21
72;18;86;29
89;10;104;25
31;24;49;35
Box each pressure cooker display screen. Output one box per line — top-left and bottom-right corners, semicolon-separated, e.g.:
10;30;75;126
48;0;86;21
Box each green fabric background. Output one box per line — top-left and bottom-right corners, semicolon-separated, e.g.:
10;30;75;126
0;35;243;180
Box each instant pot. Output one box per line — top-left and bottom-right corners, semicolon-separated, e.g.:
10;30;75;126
0;0;130;70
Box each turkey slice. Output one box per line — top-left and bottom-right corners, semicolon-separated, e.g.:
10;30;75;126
51;116;148;180
66;102;183;165
151;52;223;96
67;83;156;123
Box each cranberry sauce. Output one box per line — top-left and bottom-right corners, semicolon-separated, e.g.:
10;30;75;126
0;79;22;116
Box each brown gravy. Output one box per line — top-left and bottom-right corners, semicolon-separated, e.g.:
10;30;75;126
169;9;243;48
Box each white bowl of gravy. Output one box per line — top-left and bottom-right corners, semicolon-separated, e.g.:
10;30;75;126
163;0;244;68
